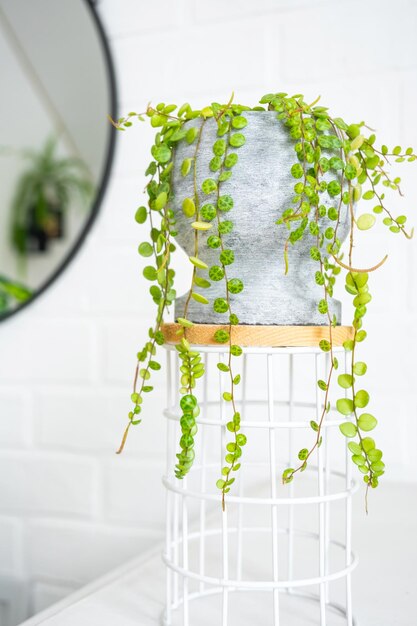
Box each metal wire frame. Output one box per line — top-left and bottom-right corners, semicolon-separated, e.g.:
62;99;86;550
163;345;358;626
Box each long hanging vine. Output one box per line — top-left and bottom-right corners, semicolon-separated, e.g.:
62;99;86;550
112;92;414;509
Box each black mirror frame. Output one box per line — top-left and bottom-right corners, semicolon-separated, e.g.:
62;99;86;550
0;0;117;323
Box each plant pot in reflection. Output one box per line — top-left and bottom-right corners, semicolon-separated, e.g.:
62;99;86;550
26;203;65;253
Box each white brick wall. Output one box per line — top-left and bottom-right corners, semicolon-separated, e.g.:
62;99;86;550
0;0;416;618
26;520;159;585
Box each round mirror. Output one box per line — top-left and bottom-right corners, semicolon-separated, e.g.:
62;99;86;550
0;0;116;320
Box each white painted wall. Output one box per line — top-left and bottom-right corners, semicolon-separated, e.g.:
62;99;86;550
0;0;416;619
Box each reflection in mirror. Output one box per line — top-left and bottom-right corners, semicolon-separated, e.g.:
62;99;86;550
0;0;116;318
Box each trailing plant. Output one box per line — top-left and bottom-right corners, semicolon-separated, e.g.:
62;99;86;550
112;92;414;510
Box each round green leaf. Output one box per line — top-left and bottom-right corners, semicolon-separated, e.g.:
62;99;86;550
213;139;226;156
353;292;372;308
189;256;208;270
356;330;367;342
219;249;234;266
353;361;367;376
191;221;212;231
182;197;196;217
209;265;225;281
328;207;339;221
336;398;354;416
368;449;382;462
219;220;233;234
186;127;198;144
358;413;377;432
357;214;376;230
298;448;309;460
348;441;362;455
347;124;360;139
229;133;246;148
338;374;353;389
207;235;221;249
138;242;153;257
151;144;171;163
232;115;248;129
371;461;385;473
202;178;217;194
213;297;229;313
228;278;244;294
362;190;375;200
339;422;357;437
218;195;234;212
354;390;369;408
225;153;238;168
327;156;343;171
192;292;209;305
214;329;229;344
194;276;211;288
135;206;147;224
200;204;217;221
143;266;157;281
362;437;375;452
154;191;168;210
328;180;341;197
181;158;192;177
177;317;193;328
210;156;222;172
282;468;294;484
291;163;304;179
344;163;357;180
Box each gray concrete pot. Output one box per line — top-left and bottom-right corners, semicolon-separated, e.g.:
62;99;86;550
170;111;350;326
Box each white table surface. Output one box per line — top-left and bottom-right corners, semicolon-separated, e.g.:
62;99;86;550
19;484;417;626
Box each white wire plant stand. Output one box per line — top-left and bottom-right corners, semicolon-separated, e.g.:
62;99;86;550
162;327;358;626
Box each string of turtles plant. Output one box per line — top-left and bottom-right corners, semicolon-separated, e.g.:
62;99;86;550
111;92;414;510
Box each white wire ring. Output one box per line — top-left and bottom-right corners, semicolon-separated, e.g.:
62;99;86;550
160;586;358;626
163;529;358;589
162;466;358;506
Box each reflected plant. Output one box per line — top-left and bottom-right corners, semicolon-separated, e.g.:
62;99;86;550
10;137;93;258
112;92;414;510
0;275;32;314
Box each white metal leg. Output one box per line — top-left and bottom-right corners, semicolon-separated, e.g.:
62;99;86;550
344;351;353;626
182;476;189;626
267;354;280;625
219;353;229;626
165;350;173;625
198;353;209;594
288;353;294;588
235;353;248;582
324;352;331;604
316;354;327;626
